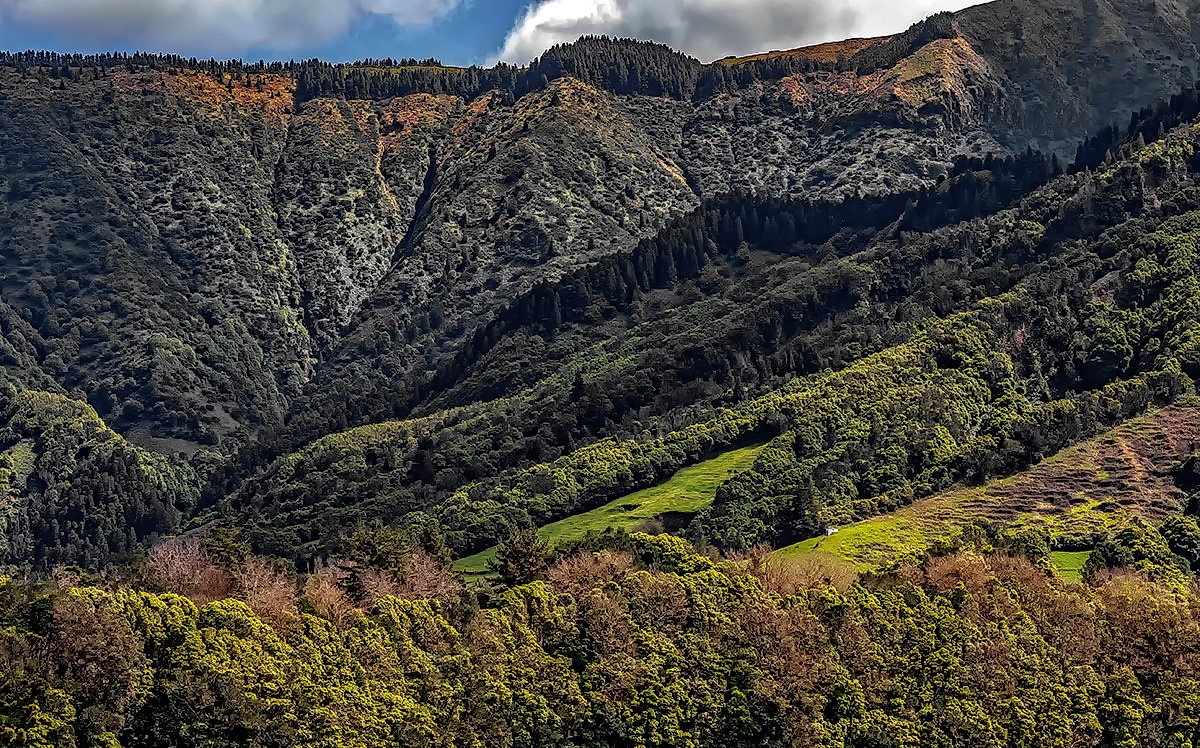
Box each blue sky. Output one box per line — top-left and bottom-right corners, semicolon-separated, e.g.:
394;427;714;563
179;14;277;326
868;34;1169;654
272;2;526;66
0;0;528;65
0;0;979;67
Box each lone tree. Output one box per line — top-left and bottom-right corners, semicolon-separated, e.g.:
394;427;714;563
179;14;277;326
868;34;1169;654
490;529;552;586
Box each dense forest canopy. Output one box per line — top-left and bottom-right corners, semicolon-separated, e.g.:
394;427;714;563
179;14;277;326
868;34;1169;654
7;529;1200;747
3;0;1198;572
4;0;1200;568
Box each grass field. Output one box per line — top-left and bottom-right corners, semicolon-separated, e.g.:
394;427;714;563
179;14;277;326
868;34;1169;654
1050;550;1093;583
773;516;929;570
774;406;1200;571
454;444;765;576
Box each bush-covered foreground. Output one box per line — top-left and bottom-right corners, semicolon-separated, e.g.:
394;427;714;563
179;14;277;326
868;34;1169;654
6;531;1200;747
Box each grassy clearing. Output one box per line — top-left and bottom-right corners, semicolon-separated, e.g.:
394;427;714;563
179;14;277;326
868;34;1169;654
773;406;1200;571
1050;551;1093;583
455;444;765;575
773;515;931;570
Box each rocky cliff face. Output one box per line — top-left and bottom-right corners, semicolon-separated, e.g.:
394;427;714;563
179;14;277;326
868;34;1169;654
5;0;1200;566
957;0;1200;150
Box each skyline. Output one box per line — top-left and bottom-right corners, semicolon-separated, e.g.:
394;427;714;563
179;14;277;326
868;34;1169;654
0;0;983;67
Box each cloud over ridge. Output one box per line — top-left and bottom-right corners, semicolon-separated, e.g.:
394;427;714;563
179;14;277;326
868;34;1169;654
497;0;979;64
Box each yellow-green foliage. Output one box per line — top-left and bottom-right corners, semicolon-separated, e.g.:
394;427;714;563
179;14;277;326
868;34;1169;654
1113;122;1200;176
7;537;1200;746
1051;551;1093;583
444;295;1013;554
0;439;34;494
456;444;764;575
237;112;1200;567
775;396;1198;570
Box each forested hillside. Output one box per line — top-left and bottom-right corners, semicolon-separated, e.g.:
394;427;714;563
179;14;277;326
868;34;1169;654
229;95;1200;565
9;0;1200;567
12;0;1200;743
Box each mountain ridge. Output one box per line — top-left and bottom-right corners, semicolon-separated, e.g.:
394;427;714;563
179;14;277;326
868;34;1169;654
18;4;1200;746
6;0;1200;567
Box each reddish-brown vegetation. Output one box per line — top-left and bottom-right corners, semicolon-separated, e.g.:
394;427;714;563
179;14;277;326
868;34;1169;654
716;36;892;66
113;70;295;121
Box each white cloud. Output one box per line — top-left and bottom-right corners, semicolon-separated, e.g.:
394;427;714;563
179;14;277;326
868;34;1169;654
1;0;461;54
358;0;460;28
497;0;981;64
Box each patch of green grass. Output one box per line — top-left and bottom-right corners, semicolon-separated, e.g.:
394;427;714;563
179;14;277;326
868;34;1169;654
772;405;1198;571
1050;550;1092;583
455;444;765;576
773;515;932;570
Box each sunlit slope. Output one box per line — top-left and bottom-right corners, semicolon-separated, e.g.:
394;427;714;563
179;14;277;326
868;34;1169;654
455;444;765;574
775;404;1200;569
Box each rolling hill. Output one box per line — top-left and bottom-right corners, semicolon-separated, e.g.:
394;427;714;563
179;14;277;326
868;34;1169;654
2;0;1200;575
13;0;1200;745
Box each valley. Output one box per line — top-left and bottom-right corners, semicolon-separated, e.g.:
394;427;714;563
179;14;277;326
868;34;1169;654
9;0;1200;744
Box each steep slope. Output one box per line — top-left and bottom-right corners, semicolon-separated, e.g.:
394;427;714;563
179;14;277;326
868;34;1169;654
293;78;701;436
957;0;1200;151
775;403;1200;569
453;443;766;575
238;103;1200;563
8;0;1200;567
273;93;460;349
0;380;198;567
253;0;1200;454
2;69;308;448
683;33;1006;199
